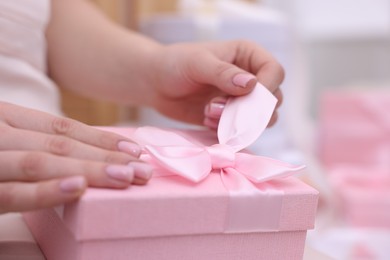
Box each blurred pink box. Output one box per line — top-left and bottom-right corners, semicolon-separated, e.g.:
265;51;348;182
318;89;390;168
23;128;318;260
329;166;390;228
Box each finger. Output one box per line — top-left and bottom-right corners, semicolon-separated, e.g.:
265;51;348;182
0;102;140;157
0;151;152;188
203;91;281;130
204;108;278;129
129;162;154;185
204;111;277;129
255;60;284;95
204;96;227;119
186;51;257;96
232;41;285;94
273;88;283;109
267;112;279;127
203;117;219;130
0;176;86;214
0;126;138;164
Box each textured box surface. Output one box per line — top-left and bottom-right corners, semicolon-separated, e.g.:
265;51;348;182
24;128;318;260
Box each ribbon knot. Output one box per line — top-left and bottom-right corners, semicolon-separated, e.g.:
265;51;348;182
206;144;236;170
133;84;305;184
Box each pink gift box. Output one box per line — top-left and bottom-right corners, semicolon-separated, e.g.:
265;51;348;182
329;166;390;228
318;89;390;168
23;127;318;260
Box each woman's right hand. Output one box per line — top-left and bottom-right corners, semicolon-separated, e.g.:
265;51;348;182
0;102;153;214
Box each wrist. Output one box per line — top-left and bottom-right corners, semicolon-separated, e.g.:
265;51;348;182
112;30;163;106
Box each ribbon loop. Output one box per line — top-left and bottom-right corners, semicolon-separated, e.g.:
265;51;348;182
206;144;236;170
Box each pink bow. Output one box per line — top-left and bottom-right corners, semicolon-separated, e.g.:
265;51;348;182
133;83;304;184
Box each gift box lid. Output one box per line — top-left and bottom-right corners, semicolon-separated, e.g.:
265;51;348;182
46;127;318;242
56;177;318;242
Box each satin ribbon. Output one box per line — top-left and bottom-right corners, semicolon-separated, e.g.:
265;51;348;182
132;83;305;232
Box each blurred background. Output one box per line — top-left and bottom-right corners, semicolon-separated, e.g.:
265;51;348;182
63;1;390;258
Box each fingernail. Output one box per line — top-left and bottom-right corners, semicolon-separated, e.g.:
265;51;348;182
128;162;154;180
232;74;257;88
118;141;141;157
207;102;225;118
106;165;134;182
60;176;86;193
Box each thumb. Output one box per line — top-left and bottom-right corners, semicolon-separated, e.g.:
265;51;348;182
188;52;257;96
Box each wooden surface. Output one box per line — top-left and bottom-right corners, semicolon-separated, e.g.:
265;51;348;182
60;0;123;126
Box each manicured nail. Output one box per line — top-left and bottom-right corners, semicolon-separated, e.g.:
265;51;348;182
128;162;154;180
106;165;134;182
232;74;257;88
207;102;225;118
118;141;141;157
60;176;86;193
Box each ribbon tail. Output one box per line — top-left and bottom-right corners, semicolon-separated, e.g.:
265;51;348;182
234;153;305;183
220;168;284;232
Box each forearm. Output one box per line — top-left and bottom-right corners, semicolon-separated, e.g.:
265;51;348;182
47;0;161;106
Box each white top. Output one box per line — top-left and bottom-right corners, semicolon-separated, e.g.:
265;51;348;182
0;0;62;115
